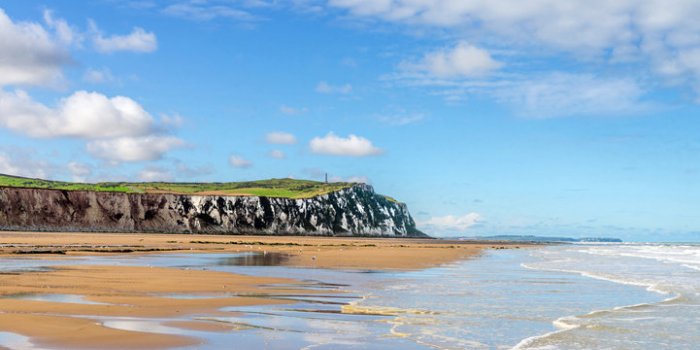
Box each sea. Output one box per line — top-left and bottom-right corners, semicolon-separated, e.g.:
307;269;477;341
0;243;698;349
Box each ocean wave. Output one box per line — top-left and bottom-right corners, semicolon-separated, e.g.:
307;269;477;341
513;244;700;350
510;295;684;350
520;262;673;296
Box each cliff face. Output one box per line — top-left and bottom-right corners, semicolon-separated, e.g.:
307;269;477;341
0;184;426;237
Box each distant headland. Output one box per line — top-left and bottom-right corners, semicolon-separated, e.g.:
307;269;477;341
456;235;622;243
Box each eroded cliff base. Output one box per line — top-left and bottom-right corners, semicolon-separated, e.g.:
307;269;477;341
0;184;427;237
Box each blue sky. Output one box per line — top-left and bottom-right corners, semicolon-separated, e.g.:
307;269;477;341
0;1;699;241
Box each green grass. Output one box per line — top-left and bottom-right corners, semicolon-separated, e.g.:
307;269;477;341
0;174;355;199
382;195;399;203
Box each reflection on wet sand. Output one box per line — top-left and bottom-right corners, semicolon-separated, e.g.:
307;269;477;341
0;232;513;349
218;252;291;266
5;293;110;305
0;251;416;350
0;255;318;349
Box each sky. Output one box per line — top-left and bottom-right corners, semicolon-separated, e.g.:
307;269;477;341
0;1;699;241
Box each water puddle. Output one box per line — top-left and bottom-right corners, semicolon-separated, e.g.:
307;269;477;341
0;252;422;349
0;332;35;350
99;317;185;335
217;252;290;266
4;293;109;305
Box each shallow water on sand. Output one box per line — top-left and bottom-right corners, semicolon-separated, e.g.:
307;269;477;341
5;293;109;305
516;243;700;350
1;246;696;349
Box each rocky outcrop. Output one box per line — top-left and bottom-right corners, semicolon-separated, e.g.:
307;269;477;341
0;184;426;237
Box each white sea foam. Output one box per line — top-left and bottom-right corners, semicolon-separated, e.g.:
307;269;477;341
514;243;700;349
520;262;673;295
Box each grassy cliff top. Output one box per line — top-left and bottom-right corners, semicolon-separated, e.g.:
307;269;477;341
0;174;356;199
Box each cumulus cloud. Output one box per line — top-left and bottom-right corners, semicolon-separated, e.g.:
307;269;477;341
0;8;158;87
419;212;482;233
402;41;501;78
0;151;53;179
269;149;286;159
309;132;382;156
0;90;155;139
87;136;184;163
91;22;157;53
0;89;184;162
229;154;252;168
265;131;297;144
316;81;353;94
329;0;700;100
0;8;69;87
0;9;182;166
326;1;677;53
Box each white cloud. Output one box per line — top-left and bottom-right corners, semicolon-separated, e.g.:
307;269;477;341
328;0;700;100
83;67;115;84
265;131;297;144
395;71;653;118
67;162;92;182
87;136;185;162
0;90;155;139
0;151;53;179
138;166;173;182
0;89;184;163
402;41;501;78
269;149;286;159
495;73;652;118
419;212;482;233
163;2;257;21
325;1;646;51
91;22;157;53
309;132;382;157
316;81;353;94
42;9;81;46
229;154;252;168
0;9;157;86
279;105;308;115
0;8;69;87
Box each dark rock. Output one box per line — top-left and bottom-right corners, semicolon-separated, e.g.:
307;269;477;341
0;184;427;237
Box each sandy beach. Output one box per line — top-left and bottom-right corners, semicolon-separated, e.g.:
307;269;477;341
0;232;524;349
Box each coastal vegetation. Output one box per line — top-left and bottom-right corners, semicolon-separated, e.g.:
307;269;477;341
0;174;354;199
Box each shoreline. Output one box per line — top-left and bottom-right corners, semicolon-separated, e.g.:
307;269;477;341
0;232;533;349
0;231;533;270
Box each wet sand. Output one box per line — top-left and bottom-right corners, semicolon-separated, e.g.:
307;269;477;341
0;232;526;349
0;231;524;269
